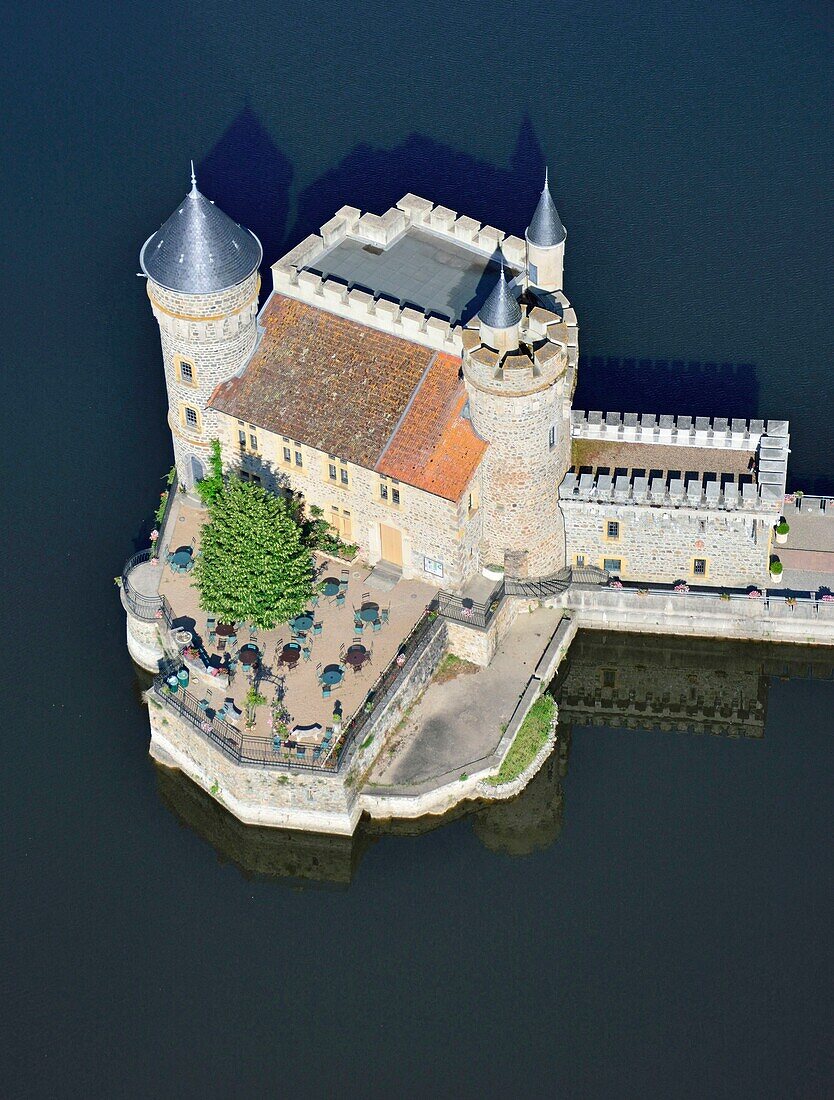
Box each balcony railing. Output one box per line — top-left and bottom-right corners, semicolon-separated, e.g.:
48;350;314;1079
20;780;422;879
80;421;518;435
437;582;505;629
149;606;440;773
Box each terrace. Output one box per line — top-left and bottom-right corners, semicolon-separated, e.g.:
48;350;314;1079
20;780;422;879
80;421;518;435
126;493;437;769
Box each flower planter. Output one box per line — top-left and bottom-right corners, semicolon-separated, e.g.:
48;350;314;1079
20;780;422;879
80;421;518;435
769;571;783;585
775;531;788;545
481;565;505;583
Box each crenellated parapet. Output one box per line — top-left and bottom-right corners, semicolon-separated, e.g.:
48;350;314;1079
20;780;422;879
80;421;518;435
271;195;538;355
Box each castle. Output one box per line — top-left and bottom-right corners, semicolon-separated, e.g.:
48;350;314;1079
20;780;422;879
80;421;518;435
140;168;789;591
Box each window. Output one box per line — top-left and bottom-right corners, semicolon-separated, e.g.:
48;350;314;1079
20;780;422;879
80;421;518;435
601;668;616;689
295;451;303;468
283;446;291;463
239;430;247;448
693;558;707;576
603;558;622;574
329;464;337;481
184;406;199;429
327;457;350;488
424;556;444;578
239;471;261;485
249;433;258;451
467;486;479;515
548;425;556;448
391;487;400;505
606;520;620;541
575;554;585;567
380;483;389;501
179;360;194;383
340;468;349;485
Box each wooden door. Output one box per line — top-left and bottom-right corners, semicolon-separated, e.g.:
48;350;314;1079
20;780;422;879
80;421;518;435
379;523;403;566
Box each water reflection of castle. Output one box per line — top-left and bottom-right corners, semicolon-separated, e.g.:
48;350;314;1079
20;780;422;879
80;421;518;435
151;635;833;883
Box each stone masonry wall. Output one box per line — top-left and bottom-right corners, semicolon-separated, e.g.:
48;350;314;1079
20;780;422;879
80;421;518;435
561;498;772;587
148;273;260;490
464;381;571;577
216;418;483;592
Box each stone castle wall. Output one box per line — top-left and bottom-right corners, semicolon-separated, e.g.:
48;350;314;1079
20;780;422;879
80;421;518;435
148;272;260;490
216;417;483;592
561;498;772;587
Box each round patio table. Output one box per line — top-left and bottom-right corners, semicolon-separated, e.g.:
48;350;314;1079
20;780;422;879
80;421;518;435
238;644;260;668
216;622;236;638
345;645;368;669
170;547;193;569
358;603;379;623
321;578;340;597
321;664;344;686
280;644;301;666
290;612;314;632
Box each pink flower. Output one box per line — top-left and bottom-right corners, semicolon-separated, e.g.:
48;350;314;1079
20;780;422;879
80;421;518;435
150;530;159;542
154;609;163;619
748;589;763;599
821;594;834;602
609;580;623;590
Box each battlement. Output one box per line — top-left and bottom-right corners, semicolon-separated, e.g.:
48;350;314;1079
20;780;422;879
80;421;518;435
559;467;780;512
270;196;535;353
571;410;790;449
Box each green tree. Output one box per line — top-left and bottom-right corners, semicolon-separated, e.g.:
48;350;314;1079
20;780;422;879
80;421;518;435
193;479;313;628
195;438;225;507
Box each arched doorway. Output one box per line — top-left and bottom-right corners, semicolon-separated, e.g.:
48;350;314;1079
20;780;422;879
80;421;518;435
190;456;205;486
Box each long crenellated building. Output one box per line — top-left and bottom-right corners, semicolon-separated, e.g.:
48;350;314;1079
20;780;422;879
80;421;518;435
140;170;789;590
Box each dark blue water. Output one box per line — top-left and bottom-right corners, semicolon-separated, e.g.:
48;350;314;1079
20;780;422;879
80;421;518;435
2;1;832;1096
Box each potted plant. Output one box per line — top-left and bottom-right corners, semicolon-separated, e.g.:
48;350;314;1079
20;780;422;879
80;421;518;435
769;560;784;585
482;562;505;582
775;520;790;545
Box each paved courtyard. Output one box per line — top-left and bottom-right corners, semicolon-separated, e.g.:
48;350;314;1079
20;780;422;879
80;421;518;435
149;496;437;748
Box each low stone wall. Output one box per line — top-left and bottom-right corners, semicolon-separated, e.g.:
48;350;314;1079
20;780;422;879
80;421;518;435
445;595;520;666
145;619;448;835
558;586;834;645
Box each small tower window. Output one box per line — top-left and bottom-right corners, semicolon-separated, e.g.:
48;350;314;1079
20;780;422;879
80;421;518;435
180;361;194;382
548;425;556;448
606;520;620;540
693;558;707;576
184;407;199;428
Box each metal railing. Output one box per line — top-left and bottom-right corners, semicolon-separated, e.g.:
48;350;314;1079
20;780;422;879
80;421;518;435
121;549;174;626
150;605;440;773
505;573;573;599
437;581;505;629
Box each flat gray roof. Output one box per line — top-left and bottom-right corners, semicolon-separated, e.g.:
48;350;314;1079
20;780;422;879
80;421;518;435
305;226;516;322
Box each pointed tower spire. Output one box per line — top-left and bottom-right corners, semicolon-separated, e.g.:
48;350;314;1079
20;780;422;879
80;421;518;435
190;159;197;193
478;262;522;330
527;170;566;248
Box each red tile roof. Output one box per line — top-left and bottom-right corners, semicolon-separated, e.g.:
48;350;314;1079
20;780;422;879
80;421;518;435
377;354;486;501
209;294;486;500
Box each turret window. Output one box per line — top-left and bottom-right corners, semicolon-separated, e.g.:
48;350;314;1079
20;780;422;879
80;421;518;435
548;425;556;448
176;358;197;386
184;406;199;429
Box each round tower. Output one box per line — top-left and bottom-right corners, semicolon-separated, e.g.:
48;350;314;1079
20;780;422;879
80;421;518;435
139;166;262;491
525;169;566;293
462;263;575;578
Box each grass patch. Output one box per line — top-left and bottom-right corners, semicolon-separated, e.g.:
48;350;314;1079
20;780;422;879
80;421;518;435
486;694;555;786
360;733;375;750
434;652;479;685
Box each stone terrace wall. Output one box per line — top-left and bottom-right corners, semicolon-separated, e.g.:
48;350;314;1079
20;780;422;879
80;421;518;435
561;499;772;587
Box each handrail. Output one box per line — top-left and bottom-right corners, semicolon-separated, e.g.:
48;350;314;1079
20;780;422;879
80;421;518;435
149;606;440;773
437;581;505;629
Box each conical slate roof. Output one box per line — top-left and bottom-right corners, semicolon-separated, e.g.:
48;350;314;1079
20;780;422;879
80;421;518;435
140;170;262;294
478;266;522;329
526;170;566;248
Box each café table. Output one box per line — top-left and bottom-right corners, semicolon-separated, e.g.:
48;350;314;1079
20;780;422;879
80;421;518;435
290;612;314;633
170;547;193;570
321;664;344;686
238;644;260;668
215;622;236;638
321;578;340;597
344;645;368;669
358;603;379;623
280;644;301;667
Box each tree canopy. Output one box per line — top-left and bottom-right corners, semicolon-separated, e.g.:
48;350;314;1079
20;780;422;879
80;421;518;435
193;479;313;628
